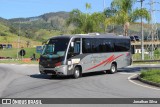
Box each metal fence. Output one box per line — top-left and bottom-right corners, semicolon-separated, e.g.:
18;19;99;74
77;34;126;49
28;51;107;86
133;54;160;61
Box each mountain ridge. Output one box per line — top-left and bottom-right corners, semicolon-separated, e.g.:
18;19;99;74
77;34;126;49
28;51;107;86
8;11;69;22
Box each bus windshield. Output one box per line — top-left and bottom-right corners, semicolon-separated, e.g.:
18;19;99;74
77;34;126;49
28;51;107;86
42;38;69;58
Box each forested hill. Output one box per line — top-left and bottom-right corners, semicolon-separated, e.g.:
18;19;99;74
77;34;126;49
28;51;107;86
9;11;69;23
0;11;70;42
8;11;70;31
0;17;8;23
1;11;160;43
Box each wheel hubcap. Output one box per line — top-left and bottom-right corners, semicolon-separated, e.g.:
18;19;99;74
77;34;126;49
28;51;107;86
112;66;115;72
75;70;80;77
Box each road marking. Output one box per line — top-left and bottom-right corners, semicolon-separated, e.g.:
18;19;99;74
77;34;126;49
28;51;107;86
128;73;160;91
21;64;37;66
118;72;136;75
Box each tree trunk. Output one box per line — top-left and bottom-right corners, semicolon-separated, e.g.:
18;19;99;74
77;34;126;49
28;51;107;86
124;22;130;36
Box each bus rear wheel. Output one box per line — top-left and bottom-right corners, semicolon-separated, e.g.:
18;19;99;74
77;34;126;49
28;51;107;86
73;67;81;79
109;63;117;74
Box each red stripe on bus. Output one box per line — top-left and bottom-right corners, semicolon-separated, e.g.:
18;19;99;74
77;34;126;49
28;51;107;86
104;54;123;66
86;55;114;71
114;54;124;60
86;54;124;71
104;55;115;66
107;54;123;64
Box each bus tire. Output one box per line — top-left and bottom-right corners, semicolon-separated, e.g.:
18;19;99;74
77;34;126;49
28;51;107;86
109;63;117;74
73;67;81;79
51;75;57;78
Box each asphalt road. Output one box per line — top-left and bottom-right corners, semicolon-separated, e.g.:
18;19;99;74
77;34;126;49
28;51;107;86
0;64;160;107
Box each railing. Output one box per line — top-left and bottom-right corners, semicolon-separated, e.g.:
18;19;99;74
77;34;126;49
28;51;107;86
133;54;160;61
131;41;160;45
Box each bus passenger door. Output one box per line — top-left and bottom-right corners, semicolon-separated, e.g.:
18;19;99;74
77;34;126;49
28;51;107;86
67;38;80;59
67;38;81;74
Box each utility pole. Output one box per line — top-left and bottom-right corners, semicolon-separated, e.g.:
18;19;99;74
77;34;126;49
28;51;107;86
138;0;145;60
147;0;160;59
103;0;106;32
151;0;154;59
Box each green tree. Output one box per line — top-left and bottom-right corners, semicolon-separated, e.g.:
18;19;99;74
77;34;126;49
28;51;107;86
107;0;151;36
66;9;85;33
85;3;91;19
86;3;91;10
3;36;8;42
26;40;30;47
90;12;106;32
67;9;106;33
104;7;117;18
104;7;117;32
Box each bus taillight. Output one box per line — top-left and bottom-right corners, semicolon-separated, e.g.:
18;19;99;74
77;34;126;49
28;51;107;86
126;52;130;56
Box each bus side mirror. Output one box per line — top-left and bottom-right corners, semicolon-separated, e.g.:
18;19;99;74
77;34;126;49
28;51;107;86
131;45;135;54
71;42;74;47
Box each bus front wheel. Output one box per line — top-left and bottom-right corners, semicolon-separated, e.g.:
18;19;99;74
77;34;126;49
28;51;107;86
109;63;117;74
73;67;81;79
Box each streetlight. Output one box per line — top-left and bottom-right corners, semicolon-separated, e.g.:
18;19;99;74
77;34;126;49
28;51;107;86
137;0;145;60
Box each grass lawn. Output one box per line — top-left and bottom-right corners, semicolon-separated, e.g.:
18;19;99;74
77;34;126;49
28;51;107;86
133;62;160;65
133;53;160;60
0;48;41;59
0;59;39;64
0;35;41;48
140;69;160;84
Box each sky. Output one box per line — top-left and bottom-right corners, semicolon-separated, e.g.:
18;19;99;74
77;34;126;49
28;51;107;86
0;0;160;23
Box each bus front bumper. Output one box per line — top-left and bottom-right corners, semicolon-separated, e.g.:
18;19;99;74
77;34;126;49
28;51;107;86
39;65;68;76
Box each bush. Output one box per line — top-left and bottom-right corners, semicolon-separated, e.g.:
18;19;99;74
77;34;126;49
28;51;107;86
154;48;160;54
140;69;160;83
0;32;7;36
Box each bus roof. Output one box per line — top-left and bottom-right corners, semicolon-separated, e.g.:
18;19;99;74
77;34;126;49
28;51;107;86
49;34;130;40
